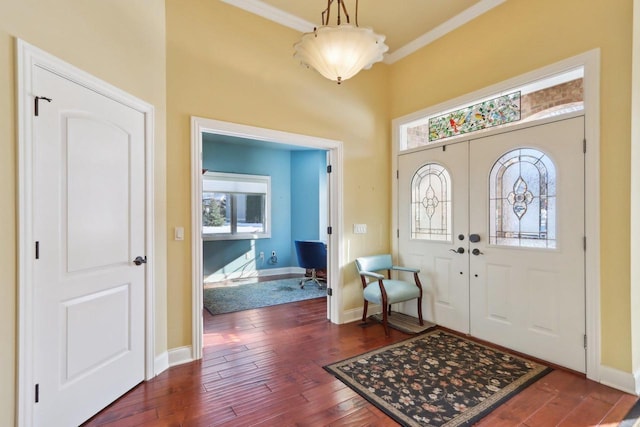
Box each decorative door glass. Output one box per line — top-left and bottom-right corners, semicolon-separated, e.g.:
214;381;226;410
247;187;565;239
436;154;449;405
411;163;452;241
489;148;556;248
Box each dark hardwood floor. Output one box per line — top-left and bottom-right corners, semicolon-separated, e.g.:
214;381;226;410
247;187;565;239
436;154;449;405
84;298;637;426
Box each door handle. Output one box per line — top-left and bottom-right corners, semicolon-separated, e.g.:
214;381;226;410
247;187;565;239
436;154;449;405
133;256;147;265
469;234;481;243
450;247;465;254
472;248;483;256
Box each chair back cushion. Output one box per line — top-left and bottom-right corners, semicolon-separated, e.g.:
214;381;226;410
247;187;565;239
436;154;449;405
294;240;327;269
355;254;392;273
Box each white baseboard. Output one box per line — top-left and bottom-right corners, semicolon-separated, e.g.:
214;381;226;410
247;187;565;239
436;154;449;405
341;304;382;324
168;346;195;367
154;351;169;376
599;365;638;395
204;267;304;283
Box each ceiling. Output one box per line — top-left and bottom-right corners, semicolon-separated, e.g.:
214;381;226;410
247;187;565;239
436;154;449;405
221;0;505;63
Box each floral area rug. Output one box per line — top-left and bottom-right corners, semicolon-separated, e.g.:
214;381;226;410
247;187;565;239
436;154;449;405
324;329;551;426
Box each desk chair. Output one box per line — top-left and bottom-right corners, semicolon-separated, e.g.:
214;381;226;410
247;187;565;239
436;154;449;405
294;240;327;289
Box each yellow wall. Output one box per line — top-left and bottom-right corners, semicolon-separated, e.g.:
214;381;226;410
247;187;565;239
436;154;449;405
0;1;167;425
165;0;391;348
2;0;637;424
389;0;634;371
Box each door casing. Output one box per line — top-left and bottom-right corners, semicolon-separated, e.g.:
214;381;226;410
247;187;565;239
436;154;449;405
190;117;344;361
16;39;157;427
392;49;601;382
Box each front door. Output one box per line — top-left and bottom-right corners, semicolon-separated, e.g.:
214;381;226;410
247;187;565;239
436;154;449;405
398;117;585;372
32;64;146;425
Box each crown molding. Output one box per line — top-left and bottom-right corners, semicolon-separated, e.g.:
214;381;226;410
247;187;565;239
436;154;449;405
384;0;507;64
221;0;507;64
220;0;314;33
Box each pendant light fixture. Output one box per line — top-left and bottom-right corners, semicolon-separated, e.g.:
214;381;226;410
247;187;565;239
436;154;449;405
293;0;389;84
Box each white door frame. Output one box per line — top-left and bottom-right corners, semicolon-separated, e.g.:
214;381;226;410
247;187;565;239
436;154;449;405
190;117;344;360
16;40;156;426
392;49;601;383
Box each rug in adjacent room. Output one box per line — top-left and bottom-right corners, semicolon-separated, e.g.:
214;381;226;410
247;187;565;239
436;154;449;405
324;329;551;427
204;277;326;315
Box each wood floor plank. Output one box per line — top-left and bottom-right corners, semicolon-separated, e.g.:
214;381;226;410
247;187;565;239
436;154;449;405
83;297;638;426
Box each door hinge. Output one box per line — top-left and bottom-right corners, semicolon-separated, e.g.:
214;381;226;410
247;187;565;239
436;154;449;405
35;384;39;403
34;96;52;117
396;170;399;179
327;226;333;235
397;229;399;238
584;334;587;349
327;288;333;296
35;241;40;259
327;165;332;173
583;236;587;251
583;138;587;153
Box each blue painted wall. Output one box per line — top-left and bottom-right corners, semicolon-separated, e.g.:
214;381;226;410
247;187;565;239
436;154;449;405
290;150;327;262
203;136;326;279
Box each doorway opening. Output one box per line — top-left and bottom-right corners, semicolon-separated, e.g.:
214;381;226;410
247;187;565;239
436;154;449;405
201;134;329;315
190;117;344;360
392;49;601;380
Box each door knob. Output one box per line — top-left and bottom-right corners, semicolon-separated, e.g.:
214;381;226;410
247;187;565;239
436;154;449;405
469;234;481;243
472;248;483;256
450;247;465;254
133;256;147;265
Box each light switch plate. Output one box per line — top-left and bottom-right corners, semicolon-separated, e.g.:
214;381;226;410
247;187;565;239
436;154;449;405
353;224;367;234
175;226;184;241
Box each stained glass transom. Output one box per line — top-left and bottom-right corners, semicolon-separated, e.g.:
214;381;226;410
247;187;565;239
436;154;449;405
428;92;521;142
489;148;556;248
411;163;452;241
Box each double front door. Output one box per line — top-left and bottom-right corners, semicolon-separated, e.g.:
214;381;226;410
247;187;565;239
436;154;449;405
398;117;585;372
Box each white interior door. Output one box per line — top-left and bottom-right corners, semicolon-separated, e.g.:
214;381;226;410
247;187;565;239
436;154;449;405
398;142;470;333
32;65;146;426
397;117;585;372
468;117;585;372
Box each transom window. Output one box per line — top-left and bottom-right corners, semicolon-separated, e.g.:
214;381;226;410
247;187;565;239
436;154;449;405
489;148;556;248
399;68;584;151
411;163;452;241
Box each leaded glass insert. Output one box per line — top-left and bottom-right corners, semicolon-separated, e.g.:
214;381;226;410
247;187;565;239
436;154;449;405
428;92;521;142
411;163;452;241
489;148;556;248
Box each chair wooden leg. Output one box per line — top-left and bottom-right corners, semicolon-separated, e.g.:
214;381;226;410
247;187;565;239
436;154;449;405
362;301;369;322
417;297;424;326
382;306;390;336
382;298;390;336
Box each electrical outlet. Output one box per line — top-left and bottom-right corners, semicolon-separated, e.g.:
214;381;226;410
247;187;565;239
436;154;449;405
259;251;264;260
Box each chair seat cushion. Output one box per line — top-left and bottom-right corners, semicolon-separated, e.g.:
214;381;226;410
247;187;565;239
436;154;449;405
363;279;420;305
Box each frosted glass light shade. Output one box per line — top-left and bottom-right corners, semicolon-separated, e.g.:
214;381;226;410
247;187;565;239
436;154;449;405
294;24;389;83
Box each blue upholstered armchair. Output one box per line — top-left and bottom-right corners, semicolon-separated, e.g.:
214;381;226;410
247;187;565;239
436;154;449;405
355;254;424;336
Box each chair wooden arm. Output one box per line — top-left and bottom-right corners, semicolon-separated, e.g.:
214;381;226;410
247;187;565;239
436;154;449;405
391;265;420;274
359;270;385;280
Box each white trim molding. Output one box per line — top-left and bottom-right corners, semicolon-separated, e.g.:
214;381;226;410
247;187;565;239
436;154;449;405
168;346;195;368
384;0;506;64
16;39;156;426
221;0;506;65
599;365;638;396
392;49;601;383
191;117;344;361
